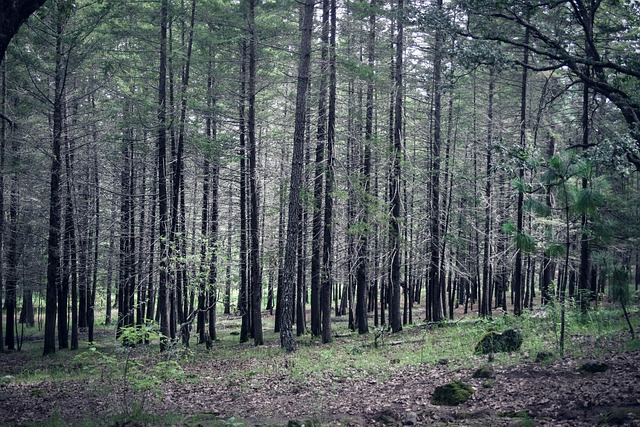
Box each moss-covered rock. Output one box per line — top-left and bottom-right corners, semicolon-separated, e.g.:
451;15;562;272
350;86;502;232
580;360;609;373
599;407;640;425
475;329;523;354
472;366;494;379
431;381;474;406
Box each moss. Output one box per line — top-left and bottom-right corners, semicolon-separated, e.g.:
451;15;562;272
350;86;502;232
580;360;609;373
475;329;523;354
535;351;555;363
599;408;640;425
472;365;494;379
431;381;474;406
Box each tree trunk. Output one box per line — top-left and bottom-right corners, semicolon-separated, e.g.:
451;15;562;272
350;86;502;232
480;66;495;318
280;0;314;352
157;0;171;351
356;0;376;335
320;0;336;344
428;0;444;323
247;0;263;345
514;26;529;316
389;0;404;333
43;14;65;356
310;0;329;338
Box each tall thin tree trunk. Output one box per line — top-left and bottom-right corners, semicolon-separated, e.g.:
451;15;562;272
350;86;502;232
480;66;495;318
238;39;250;343
514;26;529;316
429;0;444;322
43;13;66;356
388;0;404;333
321;0;336;344
356;0;376;335
0;55;6;352
247;0;263;345
281;0;314;352
311;0;329;338
157;0;171;351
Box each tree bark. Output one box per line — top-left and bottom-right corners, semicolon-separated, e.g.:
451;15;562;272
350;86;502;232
281;0;314;352
311;0;329;338
43;12;65;356
320;0;337;344
247;0;263;345
356;0;376;335
157;0;171;351
388;0;404;333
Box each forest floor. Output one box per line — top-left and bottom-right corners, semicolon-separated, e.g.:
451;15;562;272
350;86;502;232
1;306;639;426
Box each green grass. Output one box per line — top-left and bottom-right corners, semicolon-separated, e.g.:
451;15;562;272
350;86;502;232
2;304;637;426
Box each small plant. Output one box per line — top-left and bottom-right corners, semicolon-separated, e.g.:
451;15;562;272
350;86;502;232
610;268;635;339
74;321;184;419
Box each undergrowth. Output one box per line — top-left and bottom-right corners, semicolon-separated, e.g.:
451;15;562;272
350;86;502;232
1;304;637;426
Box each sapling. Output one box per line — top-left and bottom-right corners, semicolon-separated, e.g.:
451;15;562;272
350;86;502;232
610;268;635;339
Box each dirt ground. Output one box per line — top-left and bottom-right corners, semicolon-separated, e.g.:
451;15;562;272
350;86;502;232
1;334;639;426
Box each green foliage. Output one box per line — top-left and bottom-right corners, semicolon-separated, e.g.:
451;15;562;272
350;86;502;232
514;232;536;253
610;268;632;306
431;381;473;405
74;323;183;418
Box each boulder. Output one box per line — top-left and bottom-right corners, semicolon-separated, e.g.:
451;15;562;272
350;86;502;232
472;366;494;379
580;360;609;373
403;411;418;425
431;381;474;406
475;329;522;354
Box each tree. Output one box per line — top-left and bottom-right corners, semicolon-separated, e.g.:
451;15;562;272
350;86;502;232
311;0;330;338
389;0;404;333
280;0;314;352
43;0;67;356
247;0;263;346
355;0;377;336
462;0;640;171
157;0;171;351
0;0;47;66
320;0;337;345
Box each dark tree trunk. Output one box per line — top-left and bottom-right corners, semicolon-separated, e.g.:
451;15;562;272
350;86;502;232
63;115;78;350
320;0;336;344
0;0;47;63
281;0;314;352
43;15;65;356
514;26;529;317
157;0;171;351
389;0;403;333
247;0;263;345
238;39;250;344
356;0;376;335
0;57;5;353
428;0;444;323
87;147;99;343
198;58;214;344
480;66;495;318
4;148;17;351
311;0;329;338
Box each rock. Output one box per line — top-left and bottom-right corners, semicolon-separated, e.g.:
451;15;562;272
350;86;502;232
431;381;474;406
403;411;418;425
375;409;398;424
580;360;609;373
475;329;522;354
438;359;449;365
535;350;555;363
472;366;494;379
600;407;640;425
